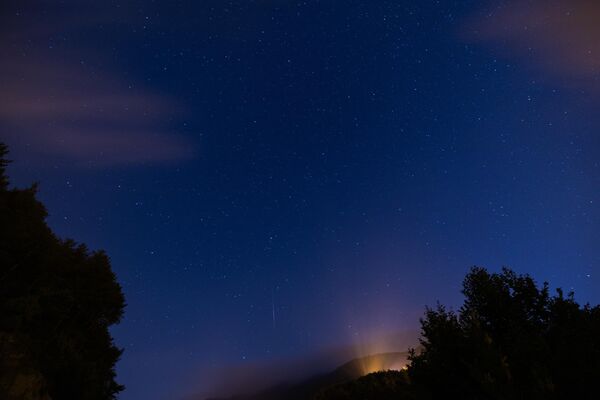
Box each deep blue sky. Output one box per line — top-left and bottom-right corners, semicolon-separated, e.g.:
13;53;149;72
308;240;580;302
2;1;599;399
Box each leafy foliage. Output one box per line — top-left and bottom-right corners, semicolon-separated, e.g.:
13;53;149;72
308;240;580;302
0;144;125;400
408;267;600;399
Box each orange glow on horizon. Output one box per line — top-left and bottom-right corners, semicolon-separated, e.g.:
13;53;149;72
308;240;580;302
357;353;408;376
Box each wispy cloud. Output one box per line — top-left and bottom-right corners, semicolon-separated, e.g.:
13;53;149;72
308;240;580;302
464;0;600;89
0;2;194;167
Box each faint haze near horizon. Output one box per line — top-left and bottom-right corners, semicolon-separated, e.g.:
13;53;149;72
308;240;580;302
184;330;418;400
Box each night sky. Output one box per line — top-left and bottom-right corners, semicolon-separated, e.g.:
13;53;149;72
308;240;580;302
1;1;599;399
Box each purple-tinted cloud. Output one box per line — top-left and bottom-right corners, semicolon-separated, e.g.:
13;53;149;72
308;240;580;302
465;0;600;89
0;2;194;167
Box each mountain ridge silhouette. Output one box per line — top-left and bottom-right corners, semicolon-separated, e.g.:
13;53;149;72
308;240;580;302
204;351;409;400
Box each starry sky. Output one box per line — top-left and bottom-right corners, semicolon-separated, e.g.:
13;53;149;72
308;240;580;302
1;1;599;399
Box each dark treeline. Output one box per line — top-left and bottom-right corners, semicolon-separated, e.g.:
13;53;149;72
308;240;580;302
317;267;600;400
0;143;125;400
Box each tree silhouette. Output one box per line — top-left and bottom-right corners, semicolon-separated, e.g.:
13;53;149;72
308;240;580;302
314;268;600;400
408;267;600;399
0;143;126;400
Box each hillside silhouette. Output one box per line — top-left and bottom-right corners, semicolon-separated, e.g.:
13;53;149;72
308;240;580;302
206;352;409;400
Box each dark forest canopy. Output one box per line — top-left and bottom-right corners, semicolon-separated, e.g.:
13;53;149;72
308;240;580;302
0;143;125;400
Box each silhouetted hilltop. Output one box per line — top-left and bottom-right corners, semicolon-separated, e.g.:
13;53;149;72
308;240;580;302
205;352;409;400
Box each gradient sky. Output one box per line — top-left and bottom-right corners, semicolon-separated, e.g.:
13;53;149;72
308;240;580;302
2;1;599;399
